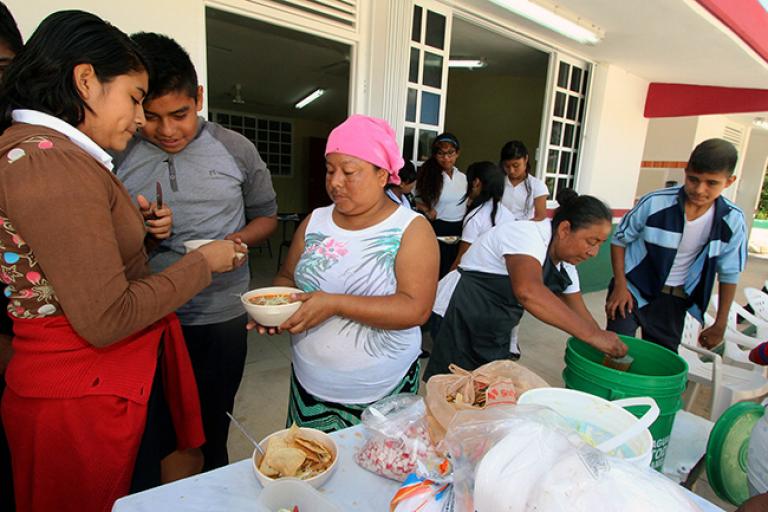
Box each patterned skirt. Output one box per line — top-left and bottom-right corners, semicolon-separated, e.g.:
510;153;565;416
286;360;421;433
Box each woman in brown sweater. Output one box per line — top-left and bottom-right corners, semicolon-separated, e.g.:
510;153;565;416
0;11;245;511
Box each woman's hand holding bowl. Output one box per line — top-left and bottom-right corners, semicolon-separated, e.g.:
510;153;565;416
247;291;340;335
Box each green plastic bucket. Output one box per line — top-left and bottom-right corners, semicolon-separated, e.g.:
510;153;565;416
563;335;688;470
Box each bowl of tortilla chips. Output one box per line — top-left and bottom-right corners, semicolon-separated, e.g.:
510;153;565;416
253;424;338;489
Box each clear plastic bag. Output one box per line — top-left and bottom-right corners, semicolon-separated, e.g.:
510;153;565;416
441;404;702;512
442;404;579;511
355;394;441;481
525;448;704;511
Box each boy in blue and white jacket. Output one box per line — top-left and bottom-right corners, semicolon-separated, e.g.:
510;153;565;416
606;138;747;351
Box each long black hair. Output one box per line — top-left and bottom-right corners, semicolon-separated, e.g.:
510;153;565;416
462;161;505;227
552;188;611;232
0;2;23;55
0;10;147;131
416;133;460;209
415;156;444;209
500;140;534;216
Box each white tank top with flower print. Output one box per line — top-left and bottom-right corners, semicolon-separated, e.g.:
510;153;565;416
291;204;421;404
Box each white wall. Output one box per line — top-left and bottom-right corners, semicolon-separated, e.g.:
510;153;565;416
7;1;209;105
635;117;697;198
643;117;697;161
735;128;768;234
695;115;731;144
577;63;649;210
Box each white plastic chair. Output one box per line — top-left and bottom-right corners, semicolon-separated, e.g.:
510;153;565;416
701;311;768;379
723;341;754;369
745;287;768;323
678;313;768;421
708;295;767;348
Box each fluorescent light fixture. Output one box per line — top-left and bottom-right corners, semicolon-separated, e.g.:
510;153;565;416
448;59;487;69
754;117;768;130
295;89;325;109
488;0;603;45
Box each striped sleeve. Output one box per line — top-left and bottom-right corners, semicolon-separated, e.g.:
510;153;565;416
612;198;651;247
716;207;748;284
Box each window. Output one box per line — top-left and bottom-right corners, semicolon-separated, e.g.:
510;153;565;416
402;3;451;162
542;58;590;202
209;110;292;177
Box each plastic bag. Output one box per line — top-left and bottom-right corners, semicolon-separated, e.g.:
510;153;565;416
355;394;440;481
442;404;580;511
441;405;702;512
390;473;454;512
425;361;549;442
525;448;703;511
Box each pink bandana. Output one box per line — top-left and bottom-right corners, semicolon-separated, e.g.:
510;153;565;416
325;115;405;185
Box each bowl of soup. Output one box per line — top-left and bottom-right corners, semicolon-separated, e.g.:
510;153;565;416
241;286;303;327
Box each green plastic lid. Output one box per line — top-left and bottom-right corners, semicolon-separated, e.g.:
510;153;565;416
706;401;765;505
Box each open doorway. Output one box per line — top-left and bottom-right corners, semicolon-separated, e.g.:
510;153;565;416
444;17;549;172
205;8;350;214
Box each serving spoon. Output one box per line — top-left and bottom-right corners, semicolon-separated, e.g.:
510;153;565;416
226;411;266;460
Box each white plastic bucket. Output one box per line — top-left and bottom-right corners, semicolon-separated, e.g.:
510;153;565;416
518;388;659;467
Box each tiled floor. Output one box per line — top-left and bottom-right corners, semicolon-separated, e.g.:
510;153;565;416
227;251;768;511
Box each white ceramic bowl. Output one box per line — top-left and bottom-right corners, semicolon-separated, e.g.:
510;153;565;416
252;427;338;489
183;239;215;253
241;286;303;327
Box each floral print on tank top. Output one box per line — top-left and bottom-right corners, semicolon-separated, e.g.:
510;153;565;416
295;227;407;358
294;233;349;292
0;136;60;319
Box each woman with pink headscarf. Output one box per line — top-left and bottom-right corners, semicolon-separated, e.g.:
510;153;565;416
253;115;438;432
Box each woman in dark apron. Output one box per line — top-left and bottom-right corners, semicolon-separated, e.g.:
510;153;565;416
424;189;628;380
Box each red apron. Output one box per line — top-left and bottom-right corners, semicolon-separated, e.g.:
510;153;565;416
2;313;204;512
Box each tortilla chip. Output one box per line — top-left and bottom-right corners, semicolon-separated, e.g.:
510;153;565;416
265;447;306;477
298;446;321;463
258;459;281;477
294;437;330;458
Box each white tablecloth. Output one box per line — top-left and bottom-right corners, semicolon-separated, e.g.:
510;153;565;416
113;425;724;511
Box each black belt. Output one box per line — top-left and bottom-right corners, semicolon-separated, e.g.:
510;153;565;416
660;284;688;299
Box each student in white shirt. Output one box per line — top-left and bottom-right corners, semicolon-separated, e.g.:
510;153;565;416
414;133;468;278
424;190;627;380
430;161;512;342
500;140;549;221
451;161;513;270
386;160;417;210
